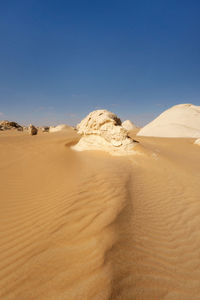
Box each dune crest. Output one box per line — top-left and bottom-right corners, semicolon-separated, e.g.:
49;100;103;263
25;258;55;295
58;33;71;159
72;110;138;155
137;103;200;137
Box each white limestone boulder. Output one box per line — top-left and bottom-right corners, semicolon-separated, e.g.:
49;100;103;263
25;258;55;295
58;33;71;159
72;110;138;155
0;120;22;131
42;126;49;132
28;124;38;135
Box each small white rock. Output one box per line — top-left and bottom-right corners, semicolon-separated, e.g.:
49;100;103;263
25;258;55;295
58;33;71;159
122;120;137;131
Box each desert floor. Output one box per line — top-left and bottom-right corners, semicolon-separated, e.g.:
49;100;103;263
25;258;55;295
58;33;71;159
0;129;200;300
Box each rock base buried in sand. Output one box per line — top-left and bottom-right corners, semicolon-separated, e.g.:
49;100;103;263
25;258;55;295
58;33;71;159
194;138;200;145
72;109;138;155
28;124;38;135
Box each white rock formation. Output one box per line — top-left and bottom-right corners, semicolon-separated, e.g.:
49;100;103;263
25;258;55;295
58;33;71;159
137;104;200;138
0;120;22;130
194;138;200;145
122;120;137;131
42;126;49;132
28;124;38;135
72;110;137;155
49;124;71;133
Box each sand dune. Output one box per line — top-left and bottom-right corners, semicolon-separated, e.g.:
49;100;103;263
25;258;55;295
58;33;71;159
138;103;200;137
1;130;200;299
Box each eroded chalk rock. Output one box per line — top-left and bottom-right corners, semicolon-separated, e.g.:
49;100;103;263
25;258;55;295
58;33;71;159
0;120;22;130
72;110;138;155
122;120;137;131
28;124;38;135
42;126;49;132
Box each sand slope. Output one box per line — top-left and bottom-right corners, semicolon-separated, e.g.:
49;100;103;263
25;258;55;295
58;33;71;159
0;130;200;299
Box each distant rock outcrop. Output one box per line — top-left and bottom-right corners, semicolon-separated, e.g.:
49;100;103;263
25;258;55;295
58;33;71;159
72;110;138;155
42;126;49;132
137;104;200;138
0;120;22;131
49;124;72;133
122;120;137;131
28;124;38;135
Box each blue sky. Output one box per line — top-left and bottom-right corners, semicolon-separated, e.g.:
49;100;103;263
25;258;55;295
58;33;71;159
0;0;200;126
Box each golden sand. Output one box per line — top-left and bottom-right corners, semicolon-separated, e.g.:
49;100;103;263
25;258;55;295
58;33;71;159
0;129;200;299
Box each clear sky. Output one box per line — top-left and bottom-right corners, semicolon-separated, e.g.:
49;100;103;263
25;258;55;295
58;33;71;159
0;0;200;126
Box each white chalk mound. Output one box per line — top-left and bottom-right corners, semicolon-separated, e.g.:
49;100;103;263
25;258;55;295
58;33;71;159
122;120;137;131
72;110;137;155
137;104;200;138
194;138;200;145
49;124;72;133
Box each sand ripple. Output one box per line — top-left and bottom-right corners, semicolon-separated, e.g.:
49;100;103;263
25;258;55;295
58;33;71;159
0;132;200;299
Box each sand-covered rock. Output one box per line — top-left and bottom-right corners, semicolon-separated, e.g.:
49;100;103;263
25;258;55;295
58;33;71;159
28;124;38;135
72;110;137;155
49;124;72;133
122;120;137;131
194;138;200;145
0;120;22;131
137;104;200;137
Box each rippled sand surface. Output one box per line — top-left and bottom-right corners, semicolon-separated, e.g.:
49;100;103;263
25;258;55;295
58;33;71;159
0;129;200;299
